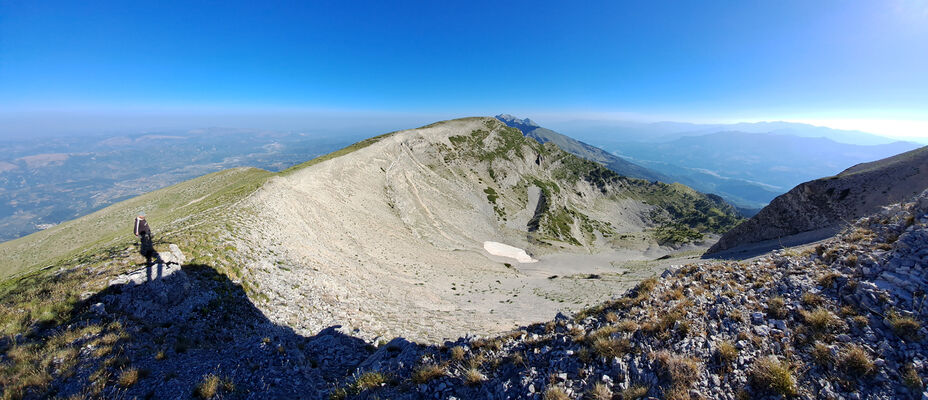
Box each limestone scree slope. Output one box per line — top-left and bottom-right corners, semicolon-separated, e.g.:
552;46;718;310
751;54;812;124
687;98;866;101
233;117;739;342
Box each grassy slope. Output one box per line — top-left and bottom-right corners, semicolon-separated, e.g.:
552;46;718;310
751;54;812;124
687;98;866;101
0;167;273;280
0;126;404;281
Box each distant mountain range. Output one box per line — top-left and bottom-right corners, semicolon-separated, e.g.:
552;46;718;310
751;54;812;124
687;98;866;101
538;119;923;209
547;119;920;146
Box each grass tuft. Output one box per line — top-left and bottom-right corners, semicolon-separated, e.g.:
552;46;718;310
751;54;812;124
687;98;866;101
619;384;650;399
543;386;569;400
838;345;874;377
464;368;484;386
749;356;797;397
888;312;920;341
450;346;466;361
586;382;612;400
652;351;702;393
412;363;446;384
117;368;139;387
767;297;787;319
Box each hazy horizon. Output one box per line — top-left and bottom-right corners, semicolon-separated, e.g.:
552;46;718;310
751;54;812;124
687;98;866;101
2;109;926;145
2;0;926;141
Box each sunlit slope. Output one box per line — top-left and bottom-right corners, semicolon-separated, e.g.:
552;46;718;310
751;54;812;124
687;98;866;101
233;117;741;340
0;167;272;279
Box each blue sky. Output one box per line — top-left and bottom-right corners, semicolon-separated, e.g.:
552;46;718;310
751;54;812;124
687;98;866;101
1;0;927;137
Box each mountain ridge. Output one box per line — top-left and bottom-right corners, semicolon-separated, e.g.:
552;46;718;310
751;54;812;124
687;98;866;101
706;145;928;255
495;114;671;183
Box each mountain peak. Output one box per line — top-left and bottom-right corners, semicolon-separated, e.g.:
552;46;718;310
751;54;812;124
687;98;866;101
495;114;539;129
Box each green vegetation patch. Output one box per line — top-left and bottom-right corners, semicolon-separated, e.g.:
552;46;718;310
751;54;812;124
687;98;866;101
653;223;705;245
447;121;536;163
0;167;272;280
484;187;499;204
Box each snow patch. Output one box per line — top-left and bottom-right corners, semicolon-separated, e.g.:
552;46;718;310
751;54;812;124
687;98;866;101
483;241;537;263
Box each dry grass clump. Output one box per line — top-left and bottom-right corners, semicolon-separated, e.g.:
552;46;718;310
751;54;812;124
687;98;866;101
818;272;842;289
586;382;612;400
838;345;874;377
767;297;788;319
576;347;593;363
509;351;525;366
903;363;923;390
661;286;685;301
412;363;447;384
355;371;388;391
845;254;859;267
543;386;569;400
619;384;650;399
464;368;484;386
194;374;234;399
642;309;685;339
852;315;869;328
617;319;639;333
888;312;921;341
449;346;466;361
638;277;658;294
451;346;464;362
846;228;874;242
465;352;486;370
716;340;738;365
471;337;502;352
569;325;586;342
331;371;388;399
811;342;833;366
604;312;619;323
592;337;631;359
801;307;841;335
801;293;824;307
117;368;139;387
749;356;797;396
652;351;702;393
586;325;618;342
1;321;123;399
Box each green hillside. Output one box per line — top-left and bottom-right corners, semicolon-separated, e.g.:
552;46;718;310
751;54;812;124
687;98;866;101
0;168;272;280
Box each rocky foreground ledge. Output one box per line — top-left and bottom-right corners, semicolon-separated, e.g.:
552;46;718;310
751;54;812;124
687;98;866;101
343;191;928;400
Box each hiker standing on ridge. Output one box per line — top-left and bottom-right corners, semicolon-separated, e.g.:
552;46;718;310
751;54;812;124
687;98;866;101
134;213;154;264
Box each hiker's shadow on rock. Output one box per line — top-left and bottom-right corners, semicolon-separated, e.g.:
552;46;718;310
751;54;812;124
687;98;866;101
61;262;400;399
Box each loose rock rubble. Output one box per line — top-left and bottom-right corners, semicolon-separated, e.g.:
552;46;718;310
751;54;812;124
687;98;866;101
343;189;928;399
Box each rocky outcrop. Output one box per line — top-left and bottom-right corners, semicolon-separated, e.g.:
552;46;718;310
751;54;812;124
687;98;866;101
336;189;928;399
707;145;928;255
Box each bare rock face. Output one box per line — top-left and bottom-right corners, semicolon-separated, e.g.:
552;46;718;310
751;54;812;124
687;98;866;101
707;146;928;255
